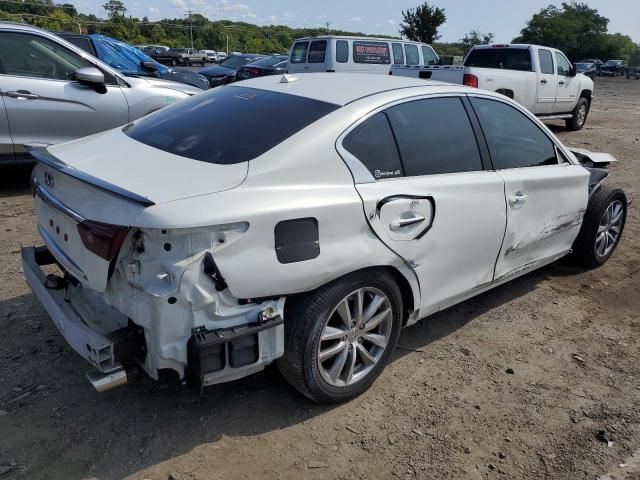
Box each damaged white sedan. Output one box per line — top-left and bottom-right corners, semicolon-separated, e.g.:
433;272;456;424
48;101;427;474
23;73;627;403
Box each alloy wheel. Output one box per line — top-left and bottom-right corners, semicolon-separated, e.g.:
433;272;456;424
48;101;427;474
595;200;623;257
317;287;393;387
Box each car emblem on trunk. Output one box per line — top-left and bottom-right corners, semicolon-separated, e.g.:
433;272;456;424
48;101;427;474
44;172;55;189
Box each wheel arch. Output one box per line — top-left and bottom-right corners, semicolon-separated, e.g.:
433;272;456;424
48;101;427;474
284;265;419;327
579;89;592;106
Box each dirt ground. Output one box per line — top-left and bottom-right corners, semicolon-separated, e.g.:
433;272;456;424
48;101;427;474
0;77;639;480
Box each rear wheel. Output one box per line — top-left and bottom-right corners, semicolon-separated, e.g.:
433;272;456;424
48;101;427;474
278;270;403;403
170;59;177;66
184;58;191;66
201;59;206;67
566;97;589;131
571;185;627;268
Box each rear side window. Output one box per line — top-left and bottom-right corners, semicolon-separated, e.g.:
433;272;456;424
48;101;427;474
386;98;483;176
404;44;419;65
470;97;557;169
392;43;404;64
336;40;349;63
421;46;438;65
290;41;308;63
465;48;532;71
125;86;339;164
353;41;390;64
343;113;403;179
308;40;326;63
538;49;554;74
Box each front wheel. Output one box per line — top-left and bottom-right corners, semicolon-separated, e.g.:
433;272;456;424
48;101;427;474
170;59;177;66
278;270;403;403
566;97;589;131
184;58;191;66
571;185;627;268
201;59;206;67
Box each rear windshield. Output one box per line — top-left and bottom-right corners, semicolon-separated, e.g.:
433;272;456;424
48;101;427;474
465;48;532;72
124;86;340;164
250;55;287;66
219;55;255;69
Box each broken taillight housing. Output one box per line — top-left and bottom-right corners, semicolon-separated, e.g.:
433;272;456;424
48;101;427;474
77;220;129;261
463;73;479;88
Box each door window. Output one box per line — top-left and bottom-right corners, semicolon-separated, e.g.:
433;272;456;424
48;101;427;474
421;46;438;65
470;97;558;169
336;40;349;63
308;40;327;63
0;31;93;81
342;112;403;179
386;97;483;176
555;52;571;76
290;41;308;63
538;49;554;74
392;43;404;64
404;44;419;65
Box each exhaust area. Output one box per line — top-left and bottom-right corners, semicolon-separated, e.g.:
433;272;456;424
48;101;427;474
86;367;127;393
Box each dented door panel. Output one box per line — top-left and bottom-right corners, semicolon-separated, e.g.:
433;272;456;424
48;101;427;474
494;164;590;281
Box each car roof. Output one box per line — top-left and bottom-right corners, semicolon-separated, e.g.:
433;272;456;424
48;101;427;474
293;35;429;45
234;73;471;106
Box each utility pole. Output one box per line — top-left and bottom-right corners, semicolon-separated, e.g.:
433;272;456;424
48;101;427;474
185;10;194;49
325;21;331;34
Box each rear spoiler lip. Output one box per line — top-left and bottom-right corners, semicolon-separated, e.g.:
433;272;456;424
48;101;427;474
30;147;156;208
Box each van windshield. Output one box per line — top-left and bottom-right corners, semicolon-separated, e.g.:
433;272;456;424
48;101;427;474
464;48;532;72
124;86;340;164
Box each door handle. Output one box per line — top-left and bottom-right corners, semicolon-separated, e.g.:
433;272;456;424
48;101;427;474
390;214;426;230
540;79;548;85
6;90;40;100
508;192;528;209
558;81;565;85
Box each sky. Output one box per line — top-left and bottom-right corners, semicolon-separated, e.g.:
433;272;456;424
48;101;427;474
74;0;640;43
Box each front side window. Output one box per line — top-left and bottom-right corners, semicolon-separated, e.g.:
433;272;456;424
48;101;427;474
421;46;438;65
0;31;93;81
308;40;327;63
386;97;483;176
392;43;404;64
290;41;309;64
125;86;340;164
555;52;571;76
336;40;349;63
353;41;390;64
538;49;554;74
470;97;557;169
343;112;403;179
404;44;419;65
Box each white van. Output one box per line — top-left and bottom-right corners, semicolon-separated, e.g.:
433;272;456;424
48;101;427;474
287;35;439;74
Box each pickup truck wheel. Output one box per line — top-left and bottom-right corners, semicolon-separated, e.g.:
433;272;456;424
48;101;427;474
170;59;177;66
566;98;589;131
278;270;402;403
184;58;191;66
201;59;206;67
571;185;627;268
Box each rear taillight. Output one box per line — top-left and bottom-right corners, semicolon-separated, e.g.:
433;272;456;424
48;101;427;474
463;73;479;88
77;220;129;261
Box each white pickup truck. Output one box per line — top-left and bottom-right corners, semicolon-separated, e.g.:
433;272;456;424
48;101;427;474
391;44;594;130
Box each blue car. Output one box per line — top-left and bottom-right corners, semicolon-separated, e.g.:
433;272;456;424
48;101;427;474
56;33;210;90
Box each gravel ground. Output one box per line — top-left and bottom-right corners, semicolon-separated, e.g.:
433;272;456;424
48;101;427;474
0;77;639;480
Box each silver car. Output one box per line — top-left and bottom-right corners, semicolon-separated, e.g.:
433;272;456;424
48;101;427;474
0;22;202;166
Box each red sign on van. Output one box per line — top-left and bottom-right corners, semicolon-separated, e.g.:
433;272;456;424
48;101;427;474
353;41;391;64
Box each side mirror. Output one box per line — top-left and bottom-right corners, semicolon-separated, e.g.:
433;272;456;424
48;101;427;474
74;67;106;93
569;64;577;77
141;61;158;71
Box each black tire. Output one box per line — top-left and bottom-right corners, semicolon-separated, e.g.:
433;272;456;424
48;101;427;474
565;97;589;131
184;58;191;66
571;185;627;268
277;270;403;403
170;59;177;66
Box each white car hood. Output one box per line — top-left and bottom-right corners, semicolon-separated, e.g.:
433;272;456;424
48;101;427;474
46;128;248;205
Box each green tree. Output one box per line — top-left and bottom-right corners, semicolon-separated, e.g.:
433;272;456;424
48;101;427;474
513;2;609;61
102;0;126;19
461;30;494;52
399;2;446;43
